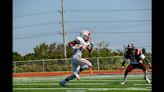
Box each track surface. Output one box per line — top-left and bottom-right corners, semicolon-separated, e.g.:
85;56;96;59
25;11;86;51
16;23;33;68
13;69;151;77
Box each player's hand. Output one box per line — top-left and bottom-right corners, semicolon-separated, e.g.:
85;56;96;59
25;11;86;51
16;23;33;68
119;66;125;72
87;38;93;45
87;37;92;43
87;45;92;51
79;45;84;50
87;42;93;52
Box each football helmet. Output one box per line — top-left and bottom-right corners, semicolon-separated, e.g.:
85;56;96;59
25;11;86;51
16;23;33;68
127;43;135;49
80;30;91;41
127;43;135;55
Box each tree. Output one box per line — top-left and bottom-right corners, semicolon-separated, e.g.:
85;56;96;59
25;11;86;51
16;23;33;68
96;41;113;57
24;53;35;60
112;49;124;56
97;41;109;49
48;43;58;59
142;48;146;54
33;42;49;59
13;52;23;61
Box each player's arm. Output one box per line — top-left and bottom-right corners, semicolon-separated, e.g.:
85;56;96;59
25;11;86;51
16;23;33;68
144;57;150;64
85;37;93;52
68;39;83;50
68;40;76;47
121;59;129;69
121;52;128;67
68;40;78;49
140;54;152;69
121;60;126;67
144;57;152;69
120;52;129;70
120;60;126;71
86;42;94;52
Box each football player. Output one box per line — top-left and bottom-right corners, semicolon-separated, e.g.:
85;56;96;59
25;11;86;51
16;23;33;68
120;43;152;85
59;29;94;87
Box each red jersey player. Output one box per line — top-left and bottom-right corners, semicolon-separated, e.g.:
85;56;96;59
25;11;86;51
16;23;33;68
120;43;152;85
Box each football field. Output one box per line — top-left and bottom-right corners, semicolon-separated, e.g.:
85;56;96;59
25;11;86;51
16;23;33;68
13;74;152;92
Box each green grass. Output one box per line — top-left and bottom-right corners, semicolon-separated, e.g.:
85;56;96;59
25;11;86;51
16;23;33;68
13;74;152;92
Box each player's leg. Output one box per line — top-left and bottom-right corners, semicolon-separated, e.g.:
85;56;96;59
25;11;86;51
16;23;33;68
78;58;92;75
138;63;151;84
70;58;82;80
121;64;135;85
144;70;151;84
73;64;81;80
59;60;79;87
72;58;92;80
72;64;88;80
65;58;93;82
77;64;91;75
59;74;76;87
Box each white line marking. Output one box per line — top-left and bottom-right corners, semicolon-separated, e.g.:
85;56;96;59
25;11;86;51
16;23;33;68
15;79;151;83
13;74;151;80
146;87;152;89
13;83;108;85
79;80;147;81
133;84;152;85
13;88;151;91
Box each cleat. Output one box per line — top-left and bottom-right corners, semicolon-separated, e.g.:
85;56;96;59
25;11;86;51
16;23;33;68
59;80;67;87
73;72;80;80
120;81;126;85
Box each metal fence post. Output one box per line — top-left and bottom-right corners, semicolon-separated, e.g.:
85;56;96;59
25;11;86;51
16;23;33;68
97;57;100;70
15;61;17;73
42;60;44;72
12;56;151;73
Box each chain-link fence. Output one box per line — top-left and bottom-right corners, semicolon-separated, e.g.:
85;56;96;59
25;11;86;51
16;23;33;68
13;56;152;73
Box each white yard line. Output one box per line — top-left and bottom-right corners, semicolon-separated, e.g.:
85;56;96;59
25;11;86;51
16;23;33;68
76;80;149;81
13;87;151;91
13;79;150;83
14;83;152;86
13;74;151;80
13;83;108;85
133;84;152;85
146;87;152;89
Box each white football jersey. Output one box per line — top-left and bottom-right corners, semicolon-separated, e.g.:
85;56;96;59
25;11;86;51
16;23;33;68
71;36;90;59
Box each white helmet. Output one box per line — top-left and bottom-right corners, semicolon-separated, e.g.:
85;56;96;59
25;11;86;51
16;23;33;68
80;30;91;41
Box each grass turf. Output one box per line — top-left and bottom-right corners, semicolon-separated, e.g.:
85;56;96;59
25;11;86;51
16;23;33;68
13;74;152;92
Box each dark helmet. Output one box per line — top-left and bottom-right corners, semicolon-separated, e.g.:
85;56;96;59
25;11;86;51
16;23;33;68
127;43;135;49
126;43;135;55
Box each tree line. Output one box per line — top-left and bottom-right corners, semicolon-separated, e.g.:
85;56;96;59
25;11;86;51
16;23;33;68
13;41;151;61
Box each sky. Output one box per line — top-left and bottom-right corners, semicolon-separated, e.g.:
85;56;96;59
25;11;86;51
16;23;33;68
13;0;151;56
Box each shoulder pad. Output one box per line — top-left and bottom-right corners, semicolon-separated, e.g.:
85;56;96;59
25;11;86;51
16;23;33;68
76;37;85;42
75;37;85;44
76;36;88;46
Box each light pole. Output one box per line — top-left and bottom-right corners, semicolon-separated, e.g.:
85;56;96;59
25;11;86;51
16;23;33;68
61;0;67;58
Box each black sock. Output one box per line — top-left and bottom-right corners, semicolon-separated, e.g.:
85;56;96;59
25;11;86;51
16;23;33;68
65;75;76;82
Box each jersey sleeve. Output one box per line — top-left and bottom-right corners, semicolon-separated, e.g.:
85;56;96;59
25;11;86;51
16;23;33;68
76;37;88;46
74;38;81;44
124;52;129;59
